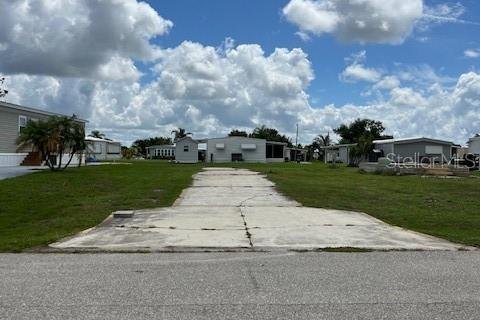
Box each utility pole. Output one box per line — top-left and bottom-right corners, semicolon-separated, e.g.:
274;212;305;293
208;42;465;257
295;123;299;163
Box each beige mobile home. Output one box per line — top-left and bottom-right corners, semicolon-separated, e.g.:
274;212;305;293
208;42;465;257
0;101;87;166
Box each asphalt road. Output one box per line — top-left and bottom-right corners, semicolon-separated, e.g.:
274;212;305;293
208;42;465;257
1;252;479;319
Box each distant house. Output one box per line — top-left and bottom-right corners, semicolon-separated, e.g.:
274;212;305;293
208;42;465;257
0;101;87;166
146;145;175;159
373;137;455;163
175;136;199;163
321;144;356;164
286;146;307;162
468;135;480;155
85;137;121;161
206;136;287;163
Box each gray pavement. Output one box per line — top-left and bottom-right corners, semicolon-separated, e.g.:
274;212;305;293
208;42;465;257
0;166;45;180
51;167;468;251
1;251;479;319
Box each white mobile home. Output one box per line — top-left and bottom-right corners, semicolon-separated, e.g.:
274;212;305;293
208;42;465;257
175;136;199;163
146;145;175;159
206;136;287;163
373;137;454;163
85;137;122;161
321;144;356;164
468;135;480;155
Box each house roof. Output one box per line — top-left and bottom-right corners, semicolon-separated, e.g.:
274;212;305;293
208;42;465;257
320;143;357;149
207;136;266;142
373;137;454;145
266;140;288;145
146;144;175;149
468;135;480;143
0;101;88;123
175;136;199;144
85;136;120;144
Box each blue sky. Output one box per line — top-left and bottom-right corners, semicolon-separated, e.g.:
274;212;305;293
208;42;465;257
149;0;480;107
1;0;480;144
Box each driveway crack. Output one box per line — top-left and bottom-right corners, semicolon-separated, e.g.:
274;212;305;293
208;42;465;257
239;207;253;248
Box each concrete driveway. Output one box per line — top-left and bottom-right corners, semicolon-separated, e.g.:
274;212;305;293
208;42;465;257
0;166;46;180
51;167;467;251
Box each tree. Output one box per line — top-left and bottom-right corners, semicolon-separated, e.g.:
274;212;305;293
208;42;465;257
122;146;138;159
171;128;191;140
89;130;106;139
249;125;292;146
0;76;8;100
314;133;331;148
349;132;375;166
306;133;332;161
17;115;86;171
333;118;390;144
228;129;248;137
334;119;392;166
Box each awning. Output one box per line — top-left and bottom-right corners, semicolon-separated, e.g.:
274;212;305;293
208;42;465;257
241;143;257;150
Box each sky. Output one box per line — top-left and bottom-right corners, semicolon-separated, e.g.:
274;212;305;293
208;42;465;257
0;0;479;145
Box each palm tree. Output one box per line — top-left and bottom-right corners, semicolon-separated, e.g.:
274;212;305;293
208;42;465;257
311;133;332;162
171;127;192;140
314;133;331;147
17;119;59;170
17;116;86;171
89;130;105;139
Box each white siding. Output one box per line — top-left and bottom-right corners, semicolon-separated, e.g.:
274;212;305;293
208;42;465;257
0;153;29;166
175;138;198;163
468;137;480;154
207;137;266;163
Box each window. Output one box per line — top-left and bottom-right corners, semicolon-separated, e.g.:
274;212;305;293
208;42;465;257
184;145;189;152
18;115;27;133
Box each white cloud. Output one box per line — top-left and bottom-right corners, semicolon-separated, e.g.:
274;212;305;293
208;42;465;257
421;2;477;26
5;44;480;147
340;51;381;83
341;64;381;83
283;0;423;44
373;76;401;90
4;40;316;144
0;0;172;80
464;49;480;58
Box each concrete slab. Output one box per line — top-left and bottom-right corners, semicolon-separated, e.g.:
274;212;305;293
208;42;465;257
51;167;468;252
51;227;250;250
242;207;463;251
192;175;274;187
115;207;245;230
175;186;300;207
52;206;250;250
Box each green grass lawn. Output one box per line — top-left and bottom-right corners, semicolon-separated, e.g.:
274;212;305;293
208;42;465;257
1;161;479;251
227;162;480;247
0;161;202;251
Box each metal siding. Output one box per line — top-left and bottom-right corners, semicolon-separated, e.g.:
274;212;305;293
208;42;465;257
394;142;451;161
375;142;394;155
207;137;266;163
175;139;198;163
